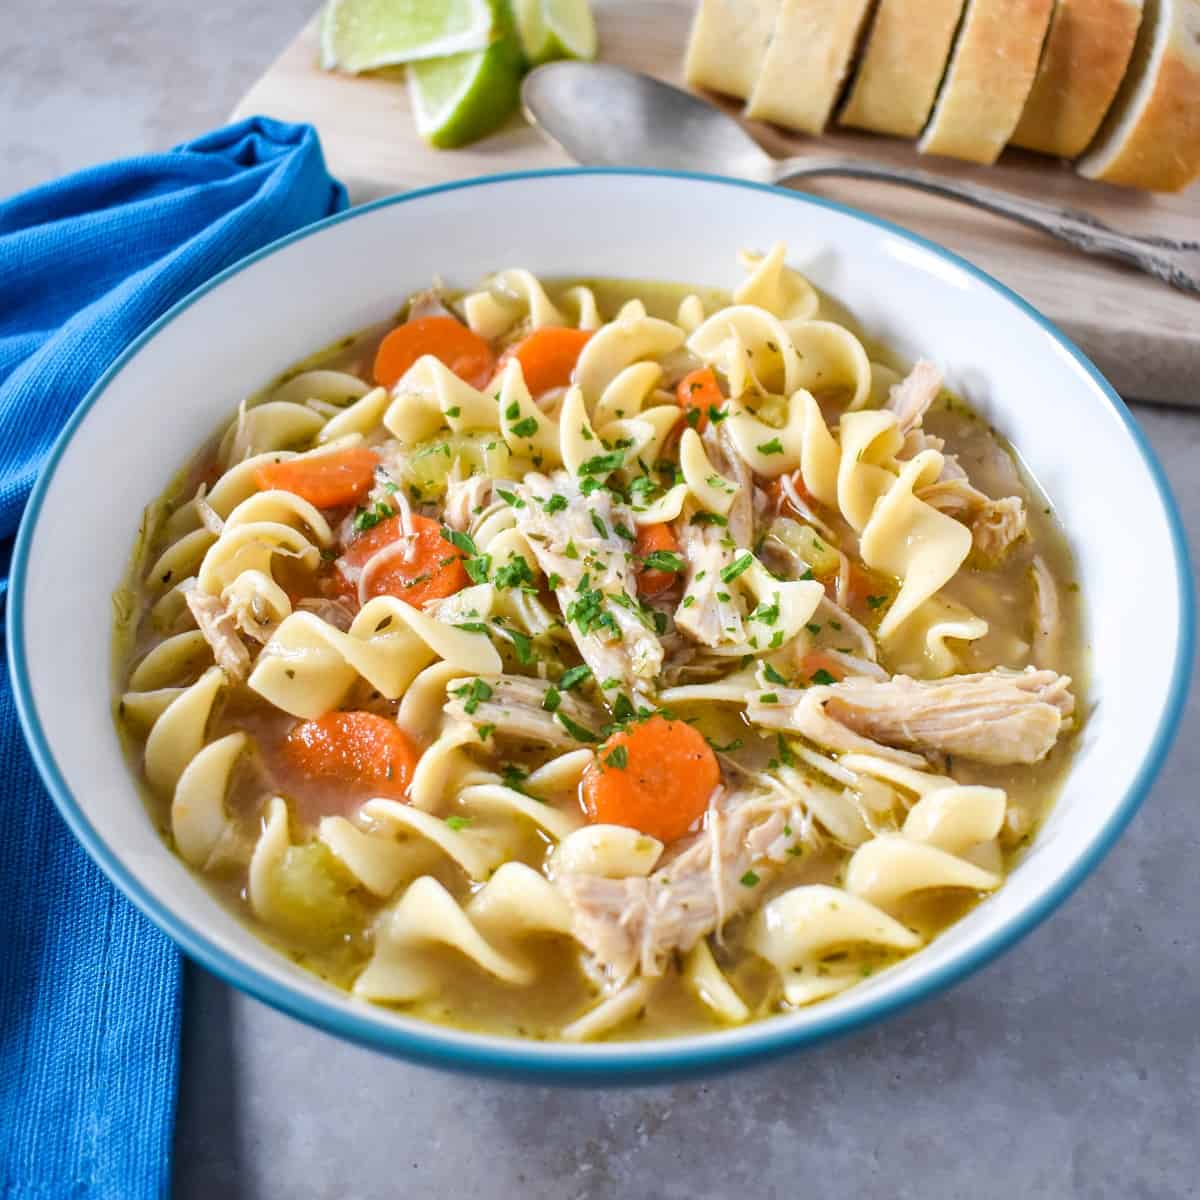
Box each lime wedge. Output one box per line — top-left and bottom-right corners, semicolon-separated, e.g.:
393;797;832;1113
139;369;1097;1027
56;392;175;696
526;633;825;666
514;0;597;65
408;35;525;148
321;0;495;74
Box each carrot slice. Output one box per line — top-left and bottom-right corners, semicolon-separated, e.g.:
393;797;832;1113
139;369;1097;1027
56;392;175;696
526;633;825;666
373;315;495;390
634;522;683;598
581;715;719;844
283;711;419;801
676;367;723;433
254;446;379;510
338;513;468;608
500;327;592;395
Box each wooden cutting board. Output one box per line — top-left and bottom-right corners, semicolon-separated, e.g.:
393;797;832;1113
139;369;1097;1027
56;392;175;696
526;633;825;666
233;0;1200;406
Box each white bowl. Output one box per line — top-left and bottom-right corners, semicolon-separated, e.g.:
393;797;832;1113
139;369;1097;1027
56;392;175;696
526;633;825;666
10;170;1193;1082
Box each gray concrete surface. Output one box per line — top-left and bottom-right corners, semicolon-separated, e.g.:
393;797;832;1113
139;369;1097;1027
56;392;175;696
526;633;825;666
4;5;1198;1198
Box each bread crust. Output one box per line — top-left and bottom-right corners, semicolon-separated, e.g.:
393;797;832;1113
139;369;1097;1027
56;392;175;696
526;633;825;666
745;0;876;134
684;0;778;101
839;0;967;137
1012;0;1145;157
919;0;1056;164
1077;0;1200;191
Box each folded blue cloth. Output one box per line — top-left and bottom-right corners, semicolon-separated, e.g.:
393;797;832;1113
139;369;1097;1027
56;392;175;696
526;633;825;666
0;118;347;1199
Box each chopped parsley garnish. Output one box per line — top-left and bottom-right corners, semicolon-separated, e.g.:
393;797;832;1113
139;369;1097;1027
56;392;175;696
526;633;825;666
477;724;495;742
580;450;625;476
542;686;562;712
559;664;592;691
353;502;392;533
756;437;784;455
452;678;493;715
685;407;702;428
614;521;636;543
444;405;461;419
445;815;472;831
810;668;837;686
690;512;727;527
866;594;890;610
806;623;822;635
563;541;579;560
707;405;727;424
500;764;528;791
612;693;636;724
556;712;598;743
496;489;525;508
776;733;797;768
762;662;788;685
740;870;761;888
510;416;539;438
543;493;567;514
642;550;685;573
720;553;754;583
504;401;520;421
681;595;696;608
590;513;609;538
565;585;619;639
494;554;534;590
750;596;780;625
758;693;779;704
441;527;477;556
464;554;491;584
603;745;628;769
547;572;563;589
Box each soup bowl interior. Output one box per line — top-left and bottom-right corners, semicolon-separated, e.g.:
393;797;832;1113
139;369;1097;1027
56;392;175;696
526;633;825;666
10;170;1192;1081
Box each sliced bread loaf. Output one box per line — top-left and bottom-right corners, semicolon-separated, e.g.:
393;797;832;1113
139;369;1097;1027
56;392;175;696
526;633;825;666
919;0;1056;164
1077;0;1200;190
684;0;779;101
1013;0;1145;157
745;0;877;134
839;0;967;138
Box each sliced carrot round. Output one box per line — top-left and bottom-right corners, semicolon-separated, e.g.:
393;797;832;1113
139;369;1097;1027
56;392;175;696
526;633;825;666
634;521;682;598
283;711;419;801
373;316;495;390
581;715;719;844
499;326;593;395
338;513;468;608
676;367;723;434
254;446;380;510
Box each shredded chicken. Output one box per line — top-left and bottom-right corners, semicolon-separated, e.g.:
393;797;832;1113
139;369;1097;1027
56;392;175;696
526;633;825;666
183;583;251;681
193;484;224;535
296;597;355;632
443;673;605;749
886;359;942;433
674;520;748;648
920;479;1028;564
559;789;789;983
702;423;754;547
514;475;662;701
443;474;492;532
406;287;453;321
748;667;1075;766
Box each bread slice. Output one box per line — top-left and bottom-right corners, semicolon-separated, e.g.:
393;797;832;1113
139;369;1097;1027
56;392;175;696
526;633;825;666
1077;0;1200;191
745;0;877;134
1012;0;1145;157
919;0;1055;164
684;0;779;101
839;0;967;137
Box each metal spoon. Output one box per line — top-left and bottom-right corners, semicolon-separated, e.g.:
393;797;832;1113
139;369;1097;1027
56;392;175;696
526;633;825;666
521;61;1200;297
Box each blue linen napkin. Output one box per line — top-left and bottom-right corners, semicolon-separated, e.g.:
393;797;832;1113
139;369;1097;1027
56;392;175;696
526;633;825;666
0;118;347;1199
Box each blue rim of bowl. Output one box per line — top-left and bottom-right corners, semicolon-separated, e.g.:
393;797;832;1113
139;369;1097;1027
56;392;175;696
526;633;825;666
8;168;1194;1082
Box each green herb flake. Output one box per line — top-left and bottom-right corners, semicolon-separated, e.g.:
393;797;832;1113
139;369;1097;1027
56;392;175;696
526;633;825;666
445;815;472;831
556;711;598;743
542;686;562;713
740;870;761;888
762;662;788;685
452;678;493;716
510;416;539;439
603;745;628;770
720;553;754;583
756;438;784;455
559;664;593;691
810;668;837;686
580;450;624;476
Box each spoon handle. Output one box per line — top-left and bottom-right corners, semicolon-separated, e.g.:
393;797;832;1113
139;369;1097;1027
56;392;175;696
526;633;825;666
771;156;1200;296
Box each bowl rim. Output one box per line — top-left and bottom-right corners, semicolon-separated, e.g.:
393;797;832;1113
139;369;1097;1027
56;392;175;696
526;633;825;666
8;167;1194;1081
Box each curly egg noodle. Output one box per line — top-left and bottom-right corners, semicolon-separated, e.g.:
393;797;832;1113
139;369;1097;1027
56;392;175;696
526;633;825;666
115;246;1084;1041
